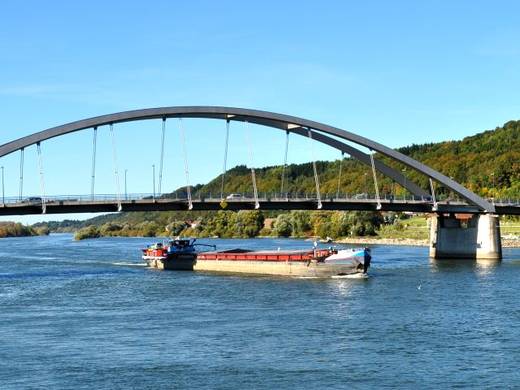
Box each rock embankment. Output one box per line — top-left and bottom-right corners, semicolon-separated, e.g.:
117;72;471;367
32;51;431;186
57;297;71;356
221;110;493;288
337;237;520;248
503;239;520;248
336;237;428;247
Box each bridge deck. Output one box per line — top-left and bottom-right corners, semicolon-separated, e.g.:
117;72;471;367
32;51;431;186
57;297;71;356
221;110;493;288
1;196;518;215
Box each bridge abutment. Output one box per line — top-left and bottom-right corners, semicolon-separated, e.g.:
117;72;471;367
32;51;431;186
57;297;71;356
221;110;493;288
429;213;502;260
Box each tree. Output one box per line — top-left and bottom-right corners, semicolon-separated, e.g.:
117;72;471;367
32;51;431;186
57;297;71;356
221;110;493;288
136;221;160;237
273;214;292;237
100;222;122;236
330;212;350;238
74;225;100;240
290;211;311;236
166;220;188;236
235;210;264;238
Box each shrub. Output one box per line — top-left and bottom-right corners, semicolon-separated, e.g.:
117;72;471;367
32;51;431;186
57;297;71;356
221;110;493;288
273;214;292;237
74;225;100;240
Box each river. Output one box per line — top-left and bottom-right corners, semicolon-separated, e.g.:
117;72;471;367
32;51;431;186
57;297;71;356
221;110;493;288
1;234;520;389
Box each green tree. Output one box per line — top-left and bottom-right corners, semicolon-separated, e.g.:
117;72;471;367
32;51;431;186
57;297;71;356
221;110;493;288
74;225;100;240
100;222;122;236
166;220;188;236
290;211;311;236
330;211;351;238
273;214;292;237
136;221;160;237
235;210;265;238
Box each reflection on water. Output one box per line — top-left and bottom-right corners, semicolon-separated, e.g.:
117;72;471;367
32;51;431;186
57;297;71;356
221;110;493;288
476;258;501;268
429;258;478;272
429;257;501;273
506;259;520;265
331;280;354;298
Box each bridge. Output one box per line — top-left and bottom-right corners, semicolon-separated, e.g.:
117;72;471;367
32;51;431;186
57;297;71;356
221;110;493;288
0;106;516;259
0;193;518;216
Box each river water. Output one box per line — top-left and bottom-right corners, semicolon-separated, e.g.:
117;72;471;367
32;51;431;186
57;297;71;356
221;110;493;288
1;234;520;389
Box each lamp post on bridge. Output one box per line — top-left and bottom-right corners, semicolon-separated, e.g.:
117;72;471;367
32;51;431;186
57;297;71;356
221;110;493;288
1;166;4;205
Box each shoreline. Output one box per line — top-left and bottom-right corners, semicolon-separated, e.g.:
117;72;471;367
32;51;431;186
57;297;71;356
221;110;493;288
336;237;428;247
335;237;520;248
59;231;520;248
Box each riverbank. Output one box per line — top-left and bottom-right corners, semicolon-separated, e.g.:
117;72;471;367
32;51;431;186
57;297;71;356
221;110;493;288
335;236;520;248
336;237;428;247
72;224;520;248
0;222;49;238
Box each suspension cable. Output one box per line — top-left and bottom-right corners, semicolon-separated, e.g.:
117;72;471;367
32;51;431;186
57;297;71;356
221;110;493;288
1;166;4;206
245;121;259;209
336;151;344;199
220;119;230;199
158;118;166;195
178;119;193;210
280;130;289;200
36;142;46;214
109;124;122;212
369;150;381;210
19;148;24;201
429;178;438;210
91;127;97;200
307;128;322;209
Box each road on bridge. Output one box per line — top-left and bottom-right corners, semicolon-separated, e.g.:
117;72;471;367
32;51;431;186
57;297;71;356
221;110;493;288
1;195;518;216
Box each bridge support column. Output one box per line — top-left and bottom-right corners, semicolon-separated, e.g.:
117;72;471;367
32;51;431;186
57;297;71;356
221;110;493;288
429;213;502;260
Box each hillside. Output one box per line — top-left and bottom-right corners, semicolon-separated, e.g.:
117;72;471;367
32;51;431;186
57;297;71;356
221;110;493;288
396;120;520;198
189;119;519;199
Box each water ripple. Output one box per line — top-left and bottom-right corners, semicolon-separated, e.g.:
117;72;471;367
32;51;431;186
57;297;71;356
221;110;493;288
0;234;519;389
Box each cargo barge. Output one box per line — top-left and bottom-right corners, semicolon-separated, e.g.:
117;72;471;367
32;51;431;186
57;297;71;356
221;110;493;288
142;238;371;278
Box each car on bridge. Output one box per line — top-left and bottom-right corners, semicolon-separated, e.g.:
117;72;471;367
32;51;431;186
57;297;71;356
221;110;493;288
353;193;369;199
22;196;42;204
226;193;243;200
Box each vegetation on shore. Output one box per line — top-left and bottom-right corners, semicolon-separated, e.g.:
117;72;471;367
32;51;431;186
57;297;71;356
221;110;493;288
0;222;49;238
70;210;404;240
74;225;101;240
70;213;520;244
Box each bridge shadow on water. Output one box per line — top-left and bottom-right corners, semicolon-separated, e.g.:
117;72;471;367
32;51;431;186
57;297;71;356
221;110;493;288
429;258;502;279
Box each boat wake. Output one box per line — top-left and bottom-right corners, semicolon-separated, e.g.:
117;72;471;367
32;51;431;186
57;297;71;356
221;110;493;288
331;273;369;279
294;273;369;280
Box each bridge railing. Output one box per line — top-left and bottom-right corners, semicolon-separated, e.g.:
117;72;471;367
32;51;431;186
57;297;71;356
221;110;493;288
0;193;159;205
2;192;518;207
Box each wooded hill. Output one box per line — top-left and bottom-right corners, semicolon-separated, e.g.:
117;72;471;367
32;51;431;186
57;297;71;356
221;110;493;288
182;119;520;200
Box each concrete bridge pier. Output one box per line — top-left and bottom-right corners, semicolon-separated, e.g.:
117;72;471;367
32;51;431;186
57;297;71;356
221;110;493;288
429;213;502;260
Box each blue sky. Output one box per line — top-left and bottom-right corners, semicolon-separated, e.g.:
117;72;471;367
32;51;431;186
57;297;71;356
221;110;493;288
1;0;520;223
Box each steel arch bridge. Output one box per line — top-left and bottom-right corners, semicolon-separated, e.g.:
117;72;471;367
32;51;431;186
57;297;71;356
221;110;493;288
0;106;517;216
